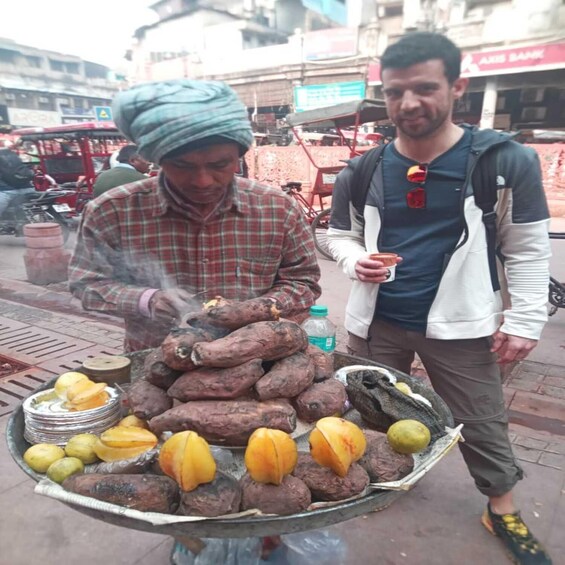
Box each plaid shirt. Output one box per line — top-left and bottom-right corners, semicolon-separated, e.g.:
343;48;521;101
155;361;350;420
69;175;321;351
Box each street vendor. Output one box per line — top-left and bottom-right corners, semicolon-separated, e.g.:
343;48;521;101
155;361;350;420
68;79;321;352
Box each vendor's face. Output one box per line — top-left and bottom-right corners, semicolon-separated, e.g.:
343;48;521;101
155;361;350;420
160;143;240;205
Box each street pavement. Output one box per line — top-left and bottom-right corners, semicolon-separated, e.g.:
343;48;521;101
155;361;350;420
0;226;564;565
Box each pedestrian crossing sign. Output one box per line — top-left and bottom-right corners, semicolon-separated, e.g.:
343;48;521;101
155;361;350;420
94;106;113;122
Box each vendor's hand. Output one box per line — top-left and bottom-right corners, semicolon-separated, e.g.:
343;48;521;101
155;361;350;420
149;289;200;325
355;254;403;284
490;331;538;364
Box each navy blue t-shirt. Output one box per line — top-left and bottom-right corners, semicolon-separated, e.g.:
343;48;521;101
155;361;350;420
375;129;471;332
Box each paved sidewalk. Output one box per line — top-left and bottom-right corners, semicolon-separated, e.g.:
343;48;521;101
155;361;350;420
0;249;564;564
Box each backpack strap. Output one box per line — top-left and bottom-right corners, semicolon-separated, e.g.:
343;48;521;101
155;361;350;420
471;145;504;292
351;145;386;212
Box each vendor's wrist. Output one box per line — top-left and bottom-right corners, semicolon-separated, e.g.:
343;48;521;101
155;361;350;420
138;288;159;318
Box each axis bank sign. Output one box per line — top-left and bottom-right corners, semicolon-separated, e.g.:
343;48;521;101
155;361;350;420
461;42;565;77
367;41;565;84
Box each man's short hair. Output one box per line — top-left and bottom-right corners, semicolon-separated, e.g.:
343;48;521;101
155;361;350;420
117;144;140;163
380;32;462;83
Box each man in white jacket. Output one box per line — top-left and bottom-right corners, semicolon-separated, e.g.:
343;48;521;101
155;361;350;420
328;32;551;565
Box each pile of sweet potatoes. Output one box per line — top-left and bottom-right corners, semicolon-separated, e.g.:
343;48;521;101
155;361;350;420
127;297;346;445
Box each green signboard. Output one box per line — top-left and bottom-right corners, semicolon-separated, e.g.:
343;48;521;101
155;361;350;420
293;81;366;113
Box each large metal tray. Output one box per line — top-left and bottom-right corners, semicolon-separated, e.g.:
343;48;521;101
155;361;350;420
6;351;451;538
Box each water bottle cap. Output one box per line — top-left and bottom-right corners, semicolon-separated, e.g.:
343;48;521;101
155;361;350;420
310;305;328;316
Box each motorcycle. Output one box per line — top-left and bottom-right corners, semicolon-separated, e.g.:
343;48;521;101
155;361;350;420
0;189;77;242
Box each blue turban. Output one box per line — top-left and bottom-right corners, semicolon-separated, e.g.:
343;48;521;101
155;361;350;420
112;80;254;163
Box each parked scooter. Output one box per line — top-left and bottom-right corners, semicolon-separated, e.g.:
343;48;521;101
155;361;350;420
0;189;77;241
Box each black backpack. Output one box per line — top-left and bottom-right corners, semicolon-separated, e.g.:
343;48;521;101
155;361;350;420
349;143;505;291
0;150;35;189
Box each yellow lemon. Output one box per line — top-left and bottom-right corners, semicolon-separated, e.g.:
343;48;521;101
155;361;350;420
395;382;413;395
54;372;90;400
23;443;66;473
387;420;431;454
46;457;84;484
64;433;100;464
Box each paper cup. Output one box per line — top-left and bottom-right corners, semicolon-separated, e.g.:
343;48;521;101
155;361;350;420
369;253;398;283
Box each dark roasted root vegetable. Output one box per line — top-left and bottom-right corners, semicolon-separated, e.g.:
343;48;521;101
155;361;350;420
191;321;309;368
293;453;369;501
184;297;281;331
143;348;182;390
85;449;158;475
294;379;347;422
161;326;221;371
358;430;414;483
255;352;315;401
62;473;179;513
305;344;334;382
240;473;311;515
127;378;173;420
178;471;242;517
168;359;265;401
149;399;297;446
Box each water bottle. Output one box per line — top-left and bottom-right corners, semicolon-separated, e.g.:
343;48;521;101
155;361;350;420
301;305;336;353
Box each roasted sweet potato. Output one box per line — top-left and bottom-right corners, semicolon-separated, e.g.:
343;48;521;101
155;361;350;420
85;449;158;475
240;473;311;515
305;344;334;382
149;399;297;445
293;453;369;501
161;326;221;371
255;352;315;401
191;321;308;368
127;378;173;420
358;430;414;483
62;473;179;513
143;348;181;390
294;379;347;422
184;297;281;331
168;359;265;401
178;471;242;517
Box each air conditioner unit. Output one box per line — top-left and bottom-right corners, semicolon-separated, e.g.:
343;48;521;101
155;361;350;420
4;93;15;100
520;107;547;121
520;88;545;103
39;97;50;103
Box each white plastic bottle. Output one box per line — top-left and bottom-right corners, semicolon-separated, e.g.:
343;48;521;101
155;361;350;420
301;305;336;353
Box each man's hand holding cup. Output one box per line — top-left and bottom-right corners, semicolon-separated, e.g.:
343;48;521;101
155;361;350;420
355;252;402;284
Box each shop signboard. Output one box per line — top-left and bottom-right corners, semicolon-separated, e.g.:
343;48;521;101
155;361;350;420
293;81;366;113
7;108;60;127
303;28;357;61
460;42;565;77
367;41;565;84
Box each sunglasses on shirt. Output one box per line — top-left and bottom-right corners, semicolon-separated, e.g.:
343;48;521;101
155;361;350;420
406;163;428;209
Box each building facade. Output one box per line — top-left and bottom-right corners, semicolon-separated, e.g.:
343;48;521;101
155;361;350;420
128;0;565;132
0;38;121;129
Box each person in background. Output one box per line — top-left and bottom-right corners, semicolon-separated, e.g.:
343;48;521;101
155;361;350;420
69;79;321;353
328;32;551;565
92;144;150;197
0;149;36;217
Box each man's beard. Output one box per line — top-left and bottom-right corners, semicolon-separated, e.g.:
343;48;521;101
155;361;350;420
396;111;450;139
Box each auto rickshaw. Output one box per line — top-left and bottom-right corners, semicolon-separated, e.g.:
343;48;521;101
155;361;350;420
13;122;129;215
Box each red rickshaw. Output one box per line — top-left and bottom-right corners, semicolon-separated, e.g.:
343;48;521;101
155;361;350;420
13;122;129;215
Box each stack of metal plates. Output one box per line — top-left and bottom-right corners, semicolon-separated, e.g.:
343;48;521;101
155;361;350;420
23;387;121;446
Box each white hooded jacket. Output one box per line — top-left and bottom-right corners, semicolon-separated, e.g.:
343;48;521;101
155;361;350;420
327;127;551;341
